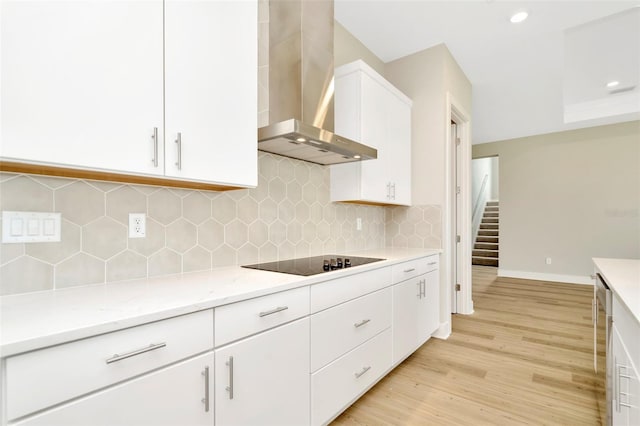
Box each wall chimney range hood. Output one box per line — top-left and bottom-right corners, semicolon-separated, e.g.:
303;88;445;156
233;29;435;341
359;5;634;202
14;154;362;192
257;0;377;165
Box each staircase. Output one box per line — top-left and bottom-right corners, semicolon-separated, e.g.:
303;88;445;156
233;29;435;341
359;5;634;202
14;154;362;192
472;201;499;267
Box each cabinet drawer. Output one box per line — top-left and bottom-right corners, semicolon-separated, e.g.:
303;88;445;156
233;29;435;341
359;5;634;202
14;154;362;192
6;309;214;421
311;287;391;372
311;267;391;313
613;295;640;369
215;286;309;347
311;328;392;426
392;256;435;283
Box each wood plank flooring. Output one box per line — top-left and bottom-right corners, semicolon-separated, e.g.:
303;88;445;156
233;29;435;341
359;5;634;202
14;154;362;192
332;266;600;425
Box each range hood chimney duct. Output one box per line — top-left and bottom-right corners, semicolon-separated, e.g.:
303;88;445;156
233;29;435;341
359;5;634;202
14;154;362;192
257;0;377;165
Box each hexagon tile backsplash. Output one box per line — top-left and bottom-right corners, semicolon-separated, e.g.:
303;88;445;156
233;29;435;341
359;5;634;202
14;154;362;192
0;153;441;295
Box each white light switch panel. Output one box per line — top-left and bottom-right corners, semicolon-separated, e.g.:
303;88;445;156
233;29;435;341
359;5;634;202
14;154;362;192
2;211;61;243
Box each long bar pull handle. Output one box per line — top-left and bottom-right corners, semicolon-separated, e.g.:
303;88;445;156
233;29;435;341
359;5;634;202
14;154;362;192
354;319;371;328
391;183;396;200
106;342;166;364
421;279;426;298
201;366;210;412
386;182;391;200
259;306;288;317
355;366;371;379
226;356;234;400
175;132;182;170
152;127;159;168
404;268;416;273
416;281;422;299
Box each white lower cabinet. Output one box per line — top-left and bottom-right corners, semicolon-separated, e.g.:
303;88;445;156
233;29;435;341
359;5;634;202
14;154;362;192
392;258;439;365
214;317;310;426
14;352;214;426
311;328;392;426
611;292;640;426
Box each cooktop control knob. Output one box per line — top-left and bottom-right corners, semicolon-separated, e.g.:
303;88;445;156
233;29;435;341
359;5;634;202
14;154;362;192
330;258;337;270
336;257;343;268
323;260;330;271
344;258;351;268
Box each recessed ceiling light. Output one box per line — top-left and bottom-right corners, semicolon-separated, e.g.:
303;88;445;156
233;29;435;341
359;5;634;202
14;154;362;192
607;81;620;88
296;137;307;142
353;155;361;159
510;11;529;23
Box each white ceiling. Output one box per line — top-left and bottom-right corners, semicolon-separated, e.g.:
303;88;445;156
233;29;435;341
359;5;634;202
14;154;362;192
334;1;640;144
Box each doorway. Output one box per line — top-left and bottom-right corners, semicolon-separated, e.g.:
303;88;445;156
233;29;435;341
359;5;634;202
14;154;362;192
444;93;473;321
471;156;500;268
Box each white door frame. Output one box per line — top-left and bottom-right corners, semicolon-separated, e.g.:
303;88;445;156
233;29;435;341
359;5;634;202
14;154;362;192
444;92;473;316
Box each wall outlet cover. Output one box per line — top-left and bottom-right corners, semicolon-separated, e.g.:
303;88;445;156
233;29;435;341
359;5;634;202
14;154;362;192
128;213;146;238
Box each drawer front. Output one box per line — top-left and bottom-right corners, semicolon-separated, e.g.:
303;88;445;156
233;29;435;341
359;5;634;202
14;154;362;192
6;309;214;420
215;286;309;347
311;328;392;426
311;267;392;314
613;294;640;369
392;257;432;283
311;287;391;372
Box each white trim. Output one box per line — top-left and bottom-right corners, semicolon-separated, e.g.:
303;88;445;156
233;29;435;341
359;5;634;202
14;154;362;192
444;92;473;316
498;269;594;285
432;321;451;340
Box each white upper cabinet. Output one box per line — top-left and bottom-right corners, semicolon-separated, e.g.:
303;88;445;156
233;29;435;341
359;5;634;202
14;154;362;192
1;0;257;188
330;60;412;206
0;0;165;175
164;0;257;186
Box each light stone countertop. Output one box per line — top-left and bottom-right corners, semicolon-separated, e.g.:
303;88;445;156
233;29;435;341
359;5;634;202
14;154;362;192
593;258;640;324
0;248;440;357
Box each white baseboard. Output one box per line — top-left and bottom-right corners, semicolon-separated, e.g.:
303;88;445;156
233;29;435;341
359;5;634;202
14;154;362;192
432;321;451;339
498;269;593;285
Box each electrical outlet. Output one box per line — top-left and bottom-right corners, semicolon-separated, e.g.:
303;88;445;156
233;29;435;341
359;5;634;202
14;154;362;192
356;217;362;231
129;213;146;238
545;257;552;265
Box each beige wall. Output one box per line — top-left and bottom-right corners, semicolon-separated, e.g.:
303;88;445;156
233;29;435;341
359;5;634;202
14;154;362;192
473;121;640;281
334;21;385;75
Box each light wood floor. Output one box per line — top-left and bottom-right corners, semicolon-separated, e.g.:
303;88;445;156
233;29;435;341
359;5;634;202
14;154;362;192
332;266;600;425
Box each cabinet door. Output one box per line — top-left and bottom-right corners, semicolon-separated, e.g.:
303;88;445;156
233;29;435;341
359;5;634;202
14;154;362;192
15;353;214;426
385;92;412;205
164;0;257;187
613;327;630;426
215;318;310;426
359;73;390;202
392;275;424;365
423;268;440;338
1;0;164;175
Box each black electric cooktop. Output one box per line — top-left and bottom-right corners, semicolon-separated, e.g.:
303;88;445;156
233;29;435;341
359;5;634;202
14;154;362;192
242;255;385;276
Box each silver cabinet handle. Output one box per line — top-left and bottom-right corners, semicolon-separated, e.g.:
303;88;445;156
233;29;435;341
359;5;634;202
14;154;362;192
175;132;182;170
151;127;159;167
404;268;416;273
386;182;391;200
106;342;166;364
391;183;396;200
259;306;288;317
201;366;210;412
354;319;371;328
416;281;422;299
427;261;437;266
355;366;371;379
421;279;426;298
226;356;234;400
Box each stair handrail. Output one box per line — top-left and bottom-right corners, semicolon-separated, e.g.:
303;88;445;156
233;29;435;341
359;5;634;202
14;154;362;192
472;174;489;221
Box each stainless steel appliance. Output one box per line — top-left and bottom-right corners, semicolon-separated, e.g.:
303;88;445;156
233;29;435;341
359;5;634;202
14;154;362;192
594;272;612;426
242;255;384;276
256;0;378;165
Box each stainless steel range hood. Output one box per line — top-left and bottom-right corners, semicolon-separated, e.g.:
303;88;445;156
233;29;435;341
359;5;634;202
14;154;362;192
257;0;377;165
